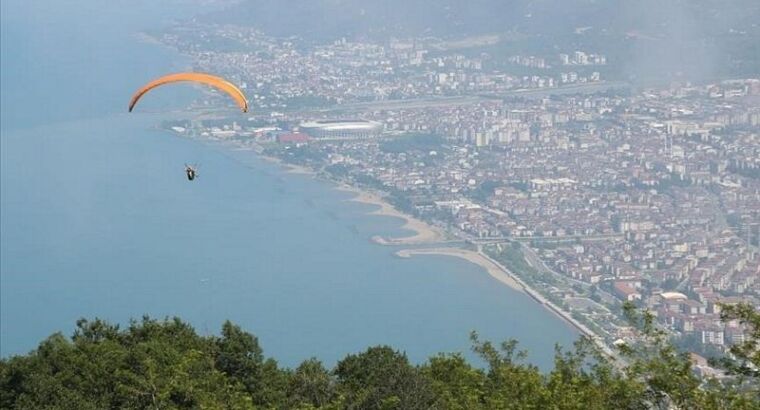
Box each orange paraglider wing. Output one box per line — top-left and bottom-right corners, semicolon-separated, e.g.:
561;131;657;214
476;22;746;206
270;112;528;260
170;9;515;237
128;72;248;113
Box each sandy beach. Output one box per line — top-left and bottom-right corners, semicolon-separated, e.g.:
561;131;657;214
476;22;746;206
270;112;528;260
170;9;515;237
338;185;445;245
283;163;316;175
243;150;440;243
252;149;441;243
396;247;525;293
258;154;317;176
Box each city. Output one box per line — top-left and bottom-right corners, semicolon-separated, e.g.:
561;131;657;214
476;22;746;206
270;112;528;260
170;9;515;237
157;21;760;377
3;0;760;408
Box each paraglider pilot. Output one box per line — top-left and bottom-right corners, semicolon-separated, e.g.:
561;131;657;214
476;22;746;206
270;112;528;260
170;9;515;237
128;72;248;183
185;164;197;181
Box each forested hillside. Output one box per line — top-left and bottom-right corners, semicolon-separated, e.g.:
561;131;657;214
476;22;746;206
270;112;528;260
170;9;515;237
1;303;758;409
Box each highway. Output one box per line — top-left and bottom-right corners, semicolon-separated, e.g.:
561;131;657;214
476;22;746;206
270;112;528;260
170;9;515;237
308;81;631;113
475;245;623;365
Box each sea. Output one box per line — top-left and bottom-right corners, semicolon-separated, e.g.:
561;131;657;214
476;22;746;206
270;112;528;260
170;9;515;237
0;0;576;369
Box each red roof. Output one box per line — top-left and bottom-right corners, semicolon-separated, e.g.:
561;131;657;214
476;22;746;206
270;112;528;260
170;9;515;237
277;132;310;143
613;281;639;298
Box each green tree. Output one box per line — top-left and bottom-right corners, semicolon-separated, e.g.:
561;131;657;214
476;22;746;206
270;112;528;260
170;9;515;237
287;358;336;408
717;303;760;379
423;353;486;410
0;317;252;409
545;338;642;409
469;332;546;409
3;306;760;409
710;303;760;406
618;302;704;409
334;346;436;409
214;320;289;407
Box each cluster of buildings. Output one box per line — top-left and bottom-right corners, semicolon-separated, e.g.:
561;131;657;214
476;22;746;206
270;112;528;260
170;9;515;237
559;51;607;66
155;23;605;112
508;55;548;69
158;22;760;366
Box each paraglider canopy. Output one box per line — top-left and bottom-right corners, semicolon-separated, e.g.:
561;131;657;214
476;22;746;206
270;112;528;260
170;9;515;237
128;72;248;113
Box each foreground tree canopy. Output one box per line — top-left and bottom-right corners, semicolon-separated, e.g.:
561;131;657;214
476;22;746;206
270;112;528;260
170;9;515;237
1;304;758;409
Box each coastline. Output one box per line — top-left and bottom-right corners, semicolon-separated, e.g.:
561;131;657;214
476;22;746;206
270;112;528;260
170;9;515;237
476;248;620;362
336;185;445;245
254;150;442;244
395;245;618;362
171;133;615;360
396;247;524;293
333;180;610;357
258;154;318;176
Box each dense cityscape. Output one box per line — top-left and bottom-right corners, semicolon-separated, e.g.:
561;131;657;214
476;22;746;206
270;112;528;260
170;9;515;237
153;20;760;378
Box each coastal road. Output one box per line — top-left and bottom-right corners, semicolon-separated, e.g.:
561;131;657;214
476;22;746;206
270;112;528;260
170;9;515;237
470;233;625;244
314;95;488;113
517;243;619;307
475;246;623;366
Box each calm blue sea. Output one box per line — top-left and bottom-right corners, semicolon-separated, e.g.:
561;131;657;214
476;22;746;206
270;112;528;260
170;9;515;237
0;0;576;369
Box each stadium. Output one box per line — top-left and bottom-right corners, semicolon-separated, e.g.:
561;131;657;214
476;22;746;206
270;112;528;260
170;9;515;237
299;120;383;140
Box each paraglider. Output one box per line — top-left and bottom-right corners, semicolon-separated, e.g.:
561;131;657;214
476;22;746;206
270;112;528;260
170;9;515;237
128;72;248;113
129;73;248;181
185;164;198;181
